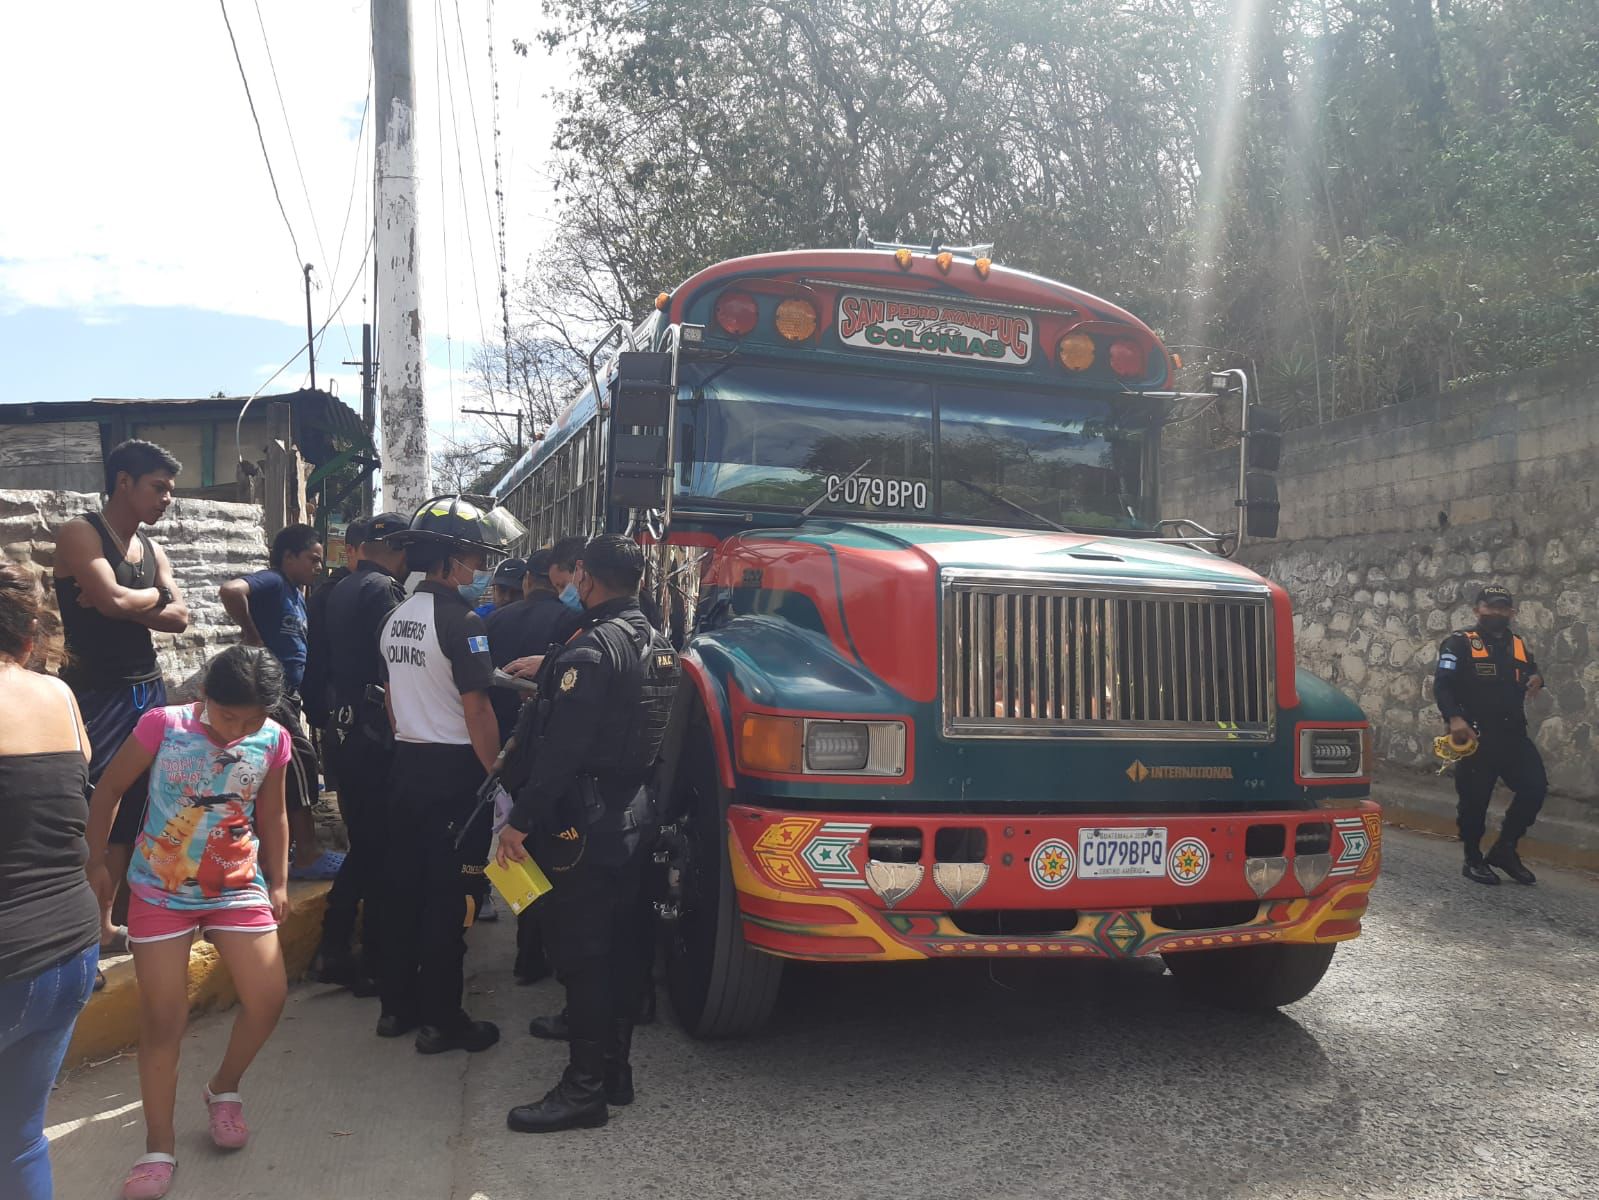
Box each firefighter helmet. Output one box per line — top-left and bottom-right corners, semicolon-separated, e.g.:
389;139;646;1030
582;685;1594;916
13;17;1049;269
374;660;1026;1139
389;494;521;556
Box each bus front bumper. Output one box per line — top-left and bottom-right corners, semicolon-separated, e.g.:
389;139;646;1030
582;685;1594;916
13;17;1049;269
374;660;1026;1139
727;801;1381;962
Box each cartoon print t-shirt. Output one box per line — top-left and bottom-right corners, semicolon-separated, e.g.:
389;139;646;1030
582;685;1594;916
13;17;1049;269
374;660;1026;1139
125;704;289;911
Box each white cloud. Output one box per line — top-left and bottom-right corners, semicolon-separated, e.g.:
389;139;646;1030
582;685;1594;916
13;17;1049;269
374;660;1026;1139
0;0;562;358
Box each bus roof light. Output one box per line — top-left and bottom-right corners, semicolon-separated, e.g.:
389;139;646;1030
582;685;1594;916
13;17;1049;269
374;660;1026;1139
713;290;759;338
894;248;914;271
774;298;819;342
935;251;953;274
1057;333;1095;371
974;257;992;279
1109;339;1145;378
654;292;670;311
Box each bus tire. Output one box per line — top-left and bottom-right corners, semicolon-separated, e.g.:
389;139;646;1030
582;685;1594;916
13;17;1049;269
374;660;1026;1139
1163;943;1336;1011
666;715;782;1038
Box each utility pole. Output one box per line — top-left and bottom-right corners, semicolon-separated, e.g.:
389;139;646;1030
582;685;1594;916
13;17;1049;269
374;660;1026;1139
462;406;524;454
373;0;428;513
342;322;378;514
302;263;317;391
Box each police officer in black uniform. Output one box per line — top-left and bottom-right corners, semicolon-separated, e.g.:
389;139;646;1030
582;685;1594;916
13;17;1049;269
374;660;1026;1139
484;546;581;985
379;497;507;1052
1435;584;1547;885
496;535;679;1133
311;512;411;990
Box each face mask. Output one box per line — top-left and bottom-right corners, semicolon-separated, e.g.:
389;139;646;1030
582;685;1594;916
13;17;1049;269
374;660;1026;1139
458;567;493;606
1478;613;1510;634
559;581;583;612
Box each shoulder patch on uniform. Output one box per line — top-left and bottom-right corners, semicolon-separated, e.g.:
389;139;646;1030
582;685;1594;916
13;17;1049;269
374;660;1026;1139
559;667;579;693
1438;653;1458;670
467;635;489;654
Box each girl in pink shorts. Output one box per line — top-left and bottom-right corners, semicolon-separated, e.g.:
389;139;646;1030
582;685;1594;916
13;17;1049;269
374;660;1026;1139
86;646;292;1200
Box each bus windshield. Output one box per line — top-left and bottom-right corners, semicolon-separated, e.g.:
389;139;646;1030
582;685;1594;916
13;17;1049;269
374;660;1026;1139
676;361;1154;531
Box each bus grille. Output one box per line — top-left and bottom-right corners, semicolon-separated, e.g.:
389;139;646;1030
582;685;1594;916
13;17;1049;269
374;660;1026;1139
940;573;1275;740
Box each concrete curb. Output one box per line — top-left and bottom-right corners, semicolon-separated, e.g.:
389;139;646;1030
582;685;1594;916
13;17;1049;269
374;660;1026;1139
1375;764;1599;875
64;881;331;1069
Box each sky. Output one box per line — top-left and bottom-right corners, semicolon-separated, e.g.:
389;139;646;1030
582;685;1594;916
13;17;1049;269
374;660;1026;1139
0;0;564;461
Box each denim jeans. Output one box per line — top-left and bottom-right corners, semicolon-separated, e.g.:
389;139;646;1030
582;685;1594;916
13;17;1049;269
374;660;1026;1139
0;944;99;1200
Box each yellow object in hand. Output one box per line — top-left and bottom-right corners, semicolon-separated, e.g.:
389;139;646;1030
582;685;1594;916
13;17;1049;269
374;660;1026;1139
485;855;553;914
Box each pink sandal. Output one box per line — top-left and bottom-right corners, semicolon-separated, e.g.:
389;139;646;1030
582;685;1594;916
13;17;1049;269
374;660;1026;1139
122;1153;176;1200
203;1083;250;1149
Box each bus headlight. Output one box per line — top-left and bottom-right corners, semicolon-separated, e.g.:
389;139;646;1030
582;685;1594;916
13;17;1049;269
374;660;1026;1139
737;716;908;777
805;720;906;776
1298;726;1368;779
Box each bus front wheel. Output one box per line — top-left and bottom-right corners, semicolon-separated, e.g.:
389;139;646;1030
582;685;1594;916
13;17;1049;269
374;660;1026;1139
1163;943;1337;1011
665;715;782;1038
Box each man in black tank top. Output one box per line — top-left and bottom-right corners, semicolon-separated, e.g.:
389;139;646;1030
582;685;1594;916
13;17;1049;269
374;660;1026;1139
52;439;189;951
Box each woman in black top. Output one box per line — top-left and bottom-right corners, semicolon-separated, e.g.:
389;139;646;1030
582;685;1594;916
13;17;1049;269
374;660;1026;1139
0;559;99;1200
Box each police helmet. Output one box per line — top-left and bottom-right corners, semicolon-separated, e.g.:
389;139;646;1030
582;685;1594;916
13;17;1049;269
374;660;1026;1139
389;494;522;556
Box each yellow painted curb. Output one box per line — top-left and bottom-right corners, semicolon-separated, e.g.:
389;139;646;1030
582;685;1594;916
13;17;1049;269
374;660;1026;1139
64;881;332;1069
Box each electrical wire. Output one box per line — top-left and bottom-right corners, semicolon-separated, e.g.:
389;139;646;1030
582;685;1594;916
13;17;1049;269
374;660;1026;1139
235;230;375;467
433;0;457;438
319;59;373;365
218;0;303;267
486;0;516;409
250;0;332;279
434;0;493;390
451;0;501;268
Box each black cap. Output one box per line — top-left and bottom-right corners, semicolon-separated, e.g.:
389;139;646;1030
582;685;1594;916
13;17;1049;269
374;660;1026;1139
526;548;554;578
343;516;371;546
1476;584;1514;608
493;558;528;587
365;511;410;542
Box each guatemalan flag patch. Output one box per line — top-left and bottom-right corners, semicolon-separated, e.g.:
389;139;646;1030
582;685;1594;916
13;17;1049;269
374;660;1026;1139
467;635;490;654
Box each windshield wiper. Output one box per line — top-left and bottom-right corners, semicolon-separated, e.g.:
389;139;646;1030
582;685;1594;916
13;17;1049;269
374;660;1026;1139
946;478;1068;533
801;458;872;517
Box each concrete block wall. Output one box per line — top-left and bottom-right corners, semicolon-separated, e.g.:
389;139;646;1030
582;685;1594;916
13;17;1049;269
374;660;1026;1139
1161;361;1599;803
0;489;266;696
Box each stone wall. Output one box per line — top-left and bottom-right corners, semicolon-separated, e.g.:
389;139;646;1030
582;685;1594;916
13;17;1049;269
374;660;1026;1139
1161;361;1599;801
0;490;266;697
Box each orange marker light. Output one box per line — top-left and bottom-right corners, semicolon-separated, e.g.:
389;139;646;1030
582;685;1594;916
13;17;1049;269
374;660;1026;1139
1057;333;1095;371
974;257;992;279
774;298;819;342
739;714;805;774
894;248;914;270
1171;352;1183;369
935;251;953;274
654;292;670;311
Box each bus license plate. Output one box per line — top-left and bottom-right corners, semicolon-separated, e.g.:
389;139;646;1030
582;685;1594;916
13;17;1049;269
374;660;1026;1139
1077;827;1168;878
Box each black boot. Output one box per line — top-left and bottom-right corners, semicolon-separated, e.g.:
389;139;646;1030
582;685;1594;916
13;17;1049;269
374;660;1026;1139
416;1016;501;1054
605;1018;635;1106
310;951;379;997
528;1008;570;1040
1485;841;1537;885
506;1039;609;1133
1462;857;1500;886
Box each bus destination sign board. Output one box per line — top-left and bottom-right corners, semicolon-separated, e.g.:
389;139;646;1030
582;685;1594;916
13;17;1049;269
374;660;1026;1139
837;293;1032;365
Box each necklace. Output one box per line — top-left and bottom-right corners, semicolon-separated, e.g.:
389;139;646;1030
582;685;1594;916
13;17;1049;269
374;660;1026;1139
99;509;137;560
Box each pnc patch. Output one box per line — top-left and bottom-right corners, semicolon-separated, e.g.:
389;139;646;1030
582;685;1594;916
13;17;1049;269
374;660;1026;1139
559;667;579;693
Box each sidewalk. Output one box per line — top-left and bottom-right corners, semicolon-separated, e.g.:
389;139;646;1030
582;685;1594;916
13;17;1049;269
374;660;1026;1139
1375;762;1599;873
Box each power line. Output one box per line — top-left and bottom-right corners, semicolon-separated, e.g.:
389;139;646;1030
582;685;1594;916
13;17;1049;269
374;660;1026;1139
433;0;457;437
320;58;373;364
486;0;516;410
236;229;376;467
451;0;501;263
218;0;303;267
434;0;493;384
251;0;333;279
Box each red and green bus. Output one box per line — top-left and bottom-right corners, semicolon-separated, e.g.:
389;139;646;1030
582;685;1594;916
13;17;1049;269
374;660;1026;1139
491;245;1379;1036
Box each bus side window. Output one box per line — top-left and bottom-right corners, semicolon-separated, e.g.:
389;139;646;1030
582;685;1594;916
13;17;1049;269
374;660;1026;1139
680;423;695;487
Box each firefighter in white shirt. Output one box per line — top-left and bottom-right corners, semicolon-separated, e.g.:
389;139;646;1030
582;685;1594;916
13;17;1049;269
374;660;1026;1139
375;496;509;1054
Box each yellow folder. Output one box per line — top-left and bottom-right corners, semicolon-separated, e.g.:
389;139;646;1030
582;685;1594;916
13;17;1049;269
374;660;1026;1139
485;856;553;915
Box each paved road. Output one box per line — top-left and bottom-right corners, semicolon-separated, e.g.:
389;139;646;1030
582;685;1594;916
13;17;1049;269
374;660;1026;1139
48;826;1598;1200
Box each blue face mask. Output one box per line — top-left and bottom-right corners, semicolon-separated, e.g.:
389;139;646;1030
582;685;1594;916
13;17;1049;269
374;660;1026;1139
458;566;493;606
559;581;583;612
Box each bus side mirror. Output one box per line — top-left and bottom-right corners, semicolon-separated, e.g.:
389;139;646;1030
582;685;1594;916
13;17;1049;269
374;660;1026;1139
1245;406;1282;471
609;352;674;511
1243;471;1280;539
